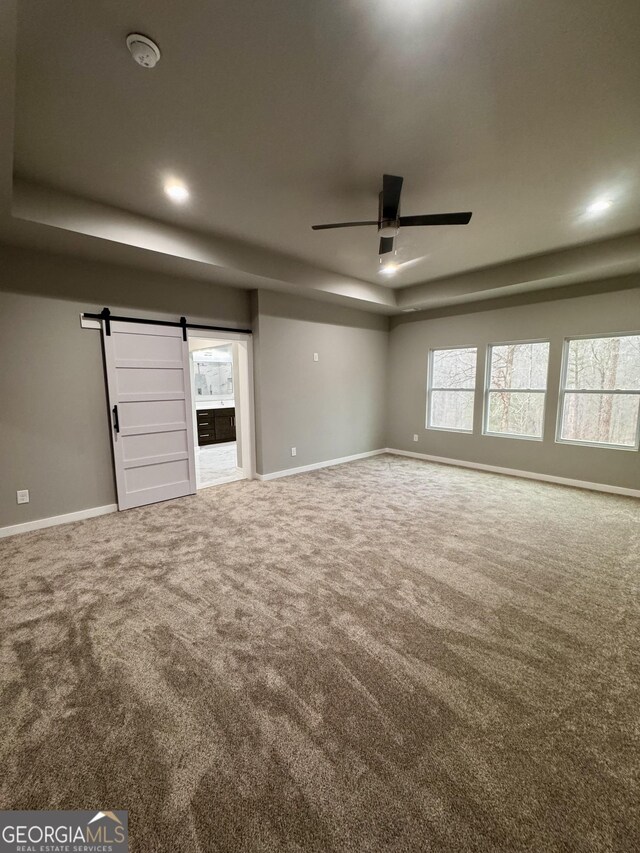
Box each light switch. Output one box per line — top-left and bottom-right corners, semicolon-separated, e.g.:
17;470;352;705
313;353;319;362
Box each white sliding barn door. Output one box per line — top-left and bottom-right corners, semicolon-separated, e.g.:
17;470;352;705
102;320;197;510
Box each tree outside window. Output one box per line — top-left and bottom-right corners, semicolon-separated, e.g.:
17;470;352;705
427;347;477;432
484;341;550;439
558;335;640;448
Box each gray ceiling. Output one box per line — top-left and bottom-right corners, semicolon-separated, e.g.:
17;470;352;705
3;0;640;311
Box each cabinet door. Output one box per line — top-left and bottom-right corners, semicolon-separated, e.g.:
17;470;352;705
214;409;236;442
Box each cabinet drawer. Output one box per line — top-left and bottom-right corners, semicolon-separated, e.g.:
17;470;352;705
196;407;237;446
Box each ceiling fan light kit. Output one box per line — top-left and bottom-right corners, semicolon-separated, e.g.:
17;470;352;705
312;174;472;256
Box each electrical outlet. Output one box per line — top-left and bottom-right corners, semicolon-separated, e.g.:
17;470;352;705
413;434;419;442
16;489;30;504
313;352;319;362
291;447;297;457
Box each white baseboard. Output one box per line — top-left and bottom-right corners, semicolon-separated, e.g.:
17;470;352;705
256;449;387;481
0;503;118;539
3;447;634;539
385;448;640;499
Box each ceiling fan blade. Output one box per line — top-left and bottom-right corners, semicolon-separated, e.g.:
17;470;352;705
399;212;472;227
311;220;377;230
382;174;404;220
379;236;395;255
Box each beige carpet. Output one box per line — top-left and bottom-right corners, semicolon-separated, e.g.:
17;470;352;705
1;455;638;852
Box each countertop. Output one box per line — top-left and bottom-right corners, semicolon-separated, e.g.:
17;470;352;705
195;400;235;411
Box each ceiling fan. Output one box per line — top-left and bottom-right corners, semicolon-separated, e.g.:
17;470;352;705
312;174;472;255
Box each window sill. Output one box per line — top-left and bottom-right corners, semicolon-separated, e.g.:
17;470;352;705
483;431;543;442
555;437;639;452
426;425;473;435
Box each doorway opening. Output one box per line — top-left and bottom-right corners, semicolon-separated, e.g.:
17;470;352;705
188;332;255;489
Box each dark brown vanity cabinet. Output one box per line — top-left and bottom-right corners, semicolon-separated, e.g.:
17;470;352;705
196;407;236;446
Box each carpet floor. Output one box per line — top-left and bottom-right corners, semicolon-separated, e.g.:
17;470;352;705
0;455;638;852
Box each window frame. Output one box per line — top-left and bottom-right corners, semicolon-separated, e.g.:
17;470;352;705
556;331;640;452
426;344;478;434
482;338;551;442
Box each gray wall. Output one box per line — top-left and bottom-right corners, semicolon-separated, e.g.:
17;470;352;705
2;240;638;531
252;290;388;475
0;245;389;527
387;286;640;490
0;244;250;527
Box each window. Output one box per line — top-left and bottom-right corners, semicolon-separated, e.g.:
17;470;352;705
427;347;477;432
558;334;640;450
484;341;550;439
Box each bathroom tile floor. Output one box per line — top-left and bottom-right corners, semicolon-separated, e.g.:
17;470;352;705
197;441;244;488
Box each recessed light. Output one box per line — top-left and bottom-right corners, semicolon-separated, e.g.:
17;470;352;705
379;262;398;276
164;180;189;204
586;198;612;215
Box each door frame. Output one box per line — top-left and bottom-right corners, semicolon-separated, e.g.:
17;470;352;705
188;329;256;484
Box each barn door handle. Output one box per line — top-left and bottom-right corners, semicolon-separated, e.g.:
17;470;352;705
112;405;120;434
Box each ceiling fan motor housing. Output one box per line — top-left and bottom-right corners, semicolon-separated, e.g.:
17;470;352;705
378;221;399;238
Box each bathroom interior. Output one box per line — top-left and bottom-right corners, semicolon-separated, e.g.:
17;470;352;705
189;337;246;488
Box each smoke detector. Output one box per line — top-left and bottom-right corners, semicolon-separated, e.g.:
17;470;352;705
126;33;161;68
